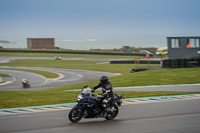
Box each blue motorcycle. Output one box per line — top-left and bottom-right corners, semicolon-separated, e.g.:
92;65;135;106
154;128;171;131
68;85;124;123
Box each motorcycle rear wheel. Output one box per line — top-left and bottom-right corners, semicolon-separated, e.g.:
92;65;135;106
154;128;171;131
68;108;83;123
105;104;119;120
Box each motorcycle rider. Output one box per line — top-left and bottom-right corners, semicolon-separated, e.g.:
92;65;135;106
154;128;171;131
22;79;29;88
92;76;114;116
22;79;28;83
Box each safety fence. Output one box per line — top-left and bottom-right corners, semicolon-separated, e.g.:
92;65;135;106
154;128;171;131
110;60;160;64
0;49;145;56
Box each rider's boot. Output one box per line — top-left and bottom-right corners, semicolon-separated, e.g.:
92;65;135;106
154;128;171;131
100;104;108;117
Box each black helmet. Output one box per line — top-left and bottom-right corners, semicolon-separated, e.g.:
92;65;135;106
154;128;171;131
100;76;108;84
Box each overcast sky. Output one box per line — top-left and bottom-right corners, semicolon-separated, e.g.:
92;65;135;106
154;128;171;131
0;0;200;39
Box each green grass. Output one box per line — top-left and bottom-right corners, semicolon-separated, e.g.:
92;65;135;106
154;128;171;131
1;61;199;109
0;73;11;84
0;59;157;74
109;67;200;87
0;68;59;79
0;52;143;59
1;59;200;87
0;73;11;77
0;59;102;66
0;90;199;108
44;67;200;92
0;57;200;109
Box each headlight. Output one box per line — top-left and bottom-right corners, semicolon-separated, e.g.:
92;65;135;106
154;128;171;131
77;95;83;101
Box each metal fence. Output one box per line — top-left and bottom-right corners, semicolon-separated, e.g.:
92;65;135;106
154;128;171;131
110;60;160;64
0;49;145;56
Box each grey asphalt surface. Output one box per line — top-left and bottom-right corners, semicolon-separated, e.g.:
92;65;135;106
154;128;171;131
0;67;118;91
0;56;120;91
0;98;200;133
0;56;128;62
0;56;161;63
0;69;46;87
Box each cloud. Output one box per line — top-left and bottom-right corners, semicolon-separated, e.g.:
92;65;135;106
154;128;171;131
88;39;96;41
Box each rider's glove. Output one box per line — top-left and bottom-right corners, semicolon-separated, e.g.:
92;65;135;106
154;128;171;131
97;95;104;98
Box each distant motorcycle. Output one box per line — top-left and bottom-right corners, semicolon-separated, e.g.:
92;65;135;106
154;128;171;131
22;80;30;88
55;56;62;60
68;85;124;123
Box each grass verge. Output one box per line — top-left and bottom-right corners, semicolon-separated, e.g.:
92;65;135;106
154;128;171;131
0;59;158;74
0;73;11;77
0;90;199;108
44;67;200;91
0;68;59;79
0;58;200;109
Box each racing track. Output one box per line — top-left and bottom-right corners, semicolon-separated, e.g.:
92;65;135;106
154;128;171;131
0;98;200;133
1;66;200;92
0;66;118;91
0;56;200;133
0;56;122;91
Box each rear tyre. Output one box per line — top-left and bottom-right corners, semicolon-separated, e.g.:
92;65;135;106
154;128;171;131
68;107;83;123
105;104;119;120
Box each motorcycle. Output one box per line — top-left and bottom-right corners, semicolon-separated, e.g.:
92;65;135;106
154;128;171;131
68;85;124;123
22;81;30;88
55;56;62;60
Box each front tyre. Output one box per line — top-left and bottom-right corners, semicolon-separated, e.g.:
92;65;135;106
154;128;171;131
68;107;83;123
105;104;119;120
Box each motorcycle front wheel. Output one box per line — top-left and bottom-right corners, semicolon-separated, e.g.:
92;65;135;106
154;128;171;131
105;104;119;120
68;107;84;123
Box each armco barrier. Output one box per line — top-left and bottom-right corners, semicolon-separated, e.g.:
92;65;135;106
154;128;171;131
110;60;160;64
0;49;145;56
162;58;200;68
